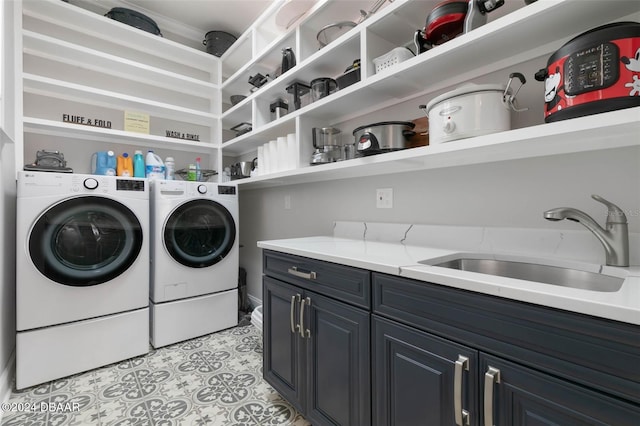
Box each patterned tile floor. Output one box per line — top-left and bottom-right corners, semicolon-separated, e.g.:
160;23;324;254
1;323;310;426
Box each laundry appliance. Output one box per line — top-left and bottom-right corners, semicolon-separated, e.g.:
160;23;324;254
150;180;239;348
16;171;150;389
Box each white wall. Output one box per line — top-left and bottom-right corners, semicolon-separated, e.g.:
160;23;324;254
239;146;640;303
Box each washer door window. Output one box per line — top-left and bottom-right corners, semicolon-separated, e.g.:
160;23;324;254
164;200;236;268
29;196;143;286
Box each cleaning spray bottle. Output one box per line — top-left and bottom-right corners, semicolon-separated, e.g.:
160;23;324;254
195;157;202;182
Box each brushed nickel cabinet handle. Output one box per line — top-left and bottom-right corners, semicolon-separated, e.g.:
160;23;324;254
484;366;501;426
288;266;317;280
290;294;300;334
299;297;311;338
454;355;470;426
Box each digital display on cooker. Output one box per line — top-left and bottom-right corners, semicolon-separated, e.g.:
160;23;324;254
564;42;618;96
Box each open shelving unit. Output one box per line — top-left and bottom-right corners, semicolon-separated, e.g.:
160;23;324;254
216;0;640;187
8;0;640;186
16;0;221;175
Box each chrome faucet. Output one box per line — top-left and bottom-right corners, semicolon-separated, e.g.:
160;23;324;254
544;195;629;267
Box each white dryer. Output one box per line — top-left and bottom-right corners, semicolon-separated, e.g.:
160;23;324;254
150;180;239;348
16;171;150;389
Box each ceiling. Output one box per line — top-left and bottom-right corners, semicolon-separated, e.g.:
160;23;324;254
124;0;276;37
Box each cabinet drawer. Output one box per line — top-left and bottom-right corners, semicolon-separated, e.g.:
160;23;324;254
263;250;371;309
373;272;640;405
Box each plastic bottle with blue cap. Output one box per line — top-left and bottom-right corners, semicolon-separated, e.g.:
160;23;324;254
145;150;165;180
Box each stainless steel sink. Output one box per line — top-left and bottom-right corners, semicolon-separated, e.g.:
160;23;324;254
425;258;624;292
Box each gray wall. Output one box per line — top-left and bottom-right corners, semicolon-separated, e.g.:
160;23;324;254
239;146;640;303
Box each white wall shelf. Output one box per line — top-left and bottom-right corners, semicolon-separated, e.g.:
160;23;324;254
23;31;218;99
23;74;217;126
22;0;218;79
237;107;640;189
23;117;218;153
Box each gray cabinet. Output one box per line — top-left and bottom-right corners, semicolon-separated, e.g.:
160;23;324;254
262;251;371;426
262;250;639;426
482;354;639;426
373;272;640;426
373;316;478;426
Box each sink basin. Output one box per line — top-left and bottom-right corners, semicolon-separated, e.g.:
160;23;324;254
425;257;624;292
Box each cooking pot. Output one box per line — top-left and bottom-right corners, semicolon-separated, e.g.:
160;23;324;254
424;73;526;144
534;22;640;123
415;0;504;54
353;121;416;155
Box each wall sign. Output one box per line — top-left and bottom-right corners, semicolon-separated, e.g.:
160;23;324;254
62;114;112;129
166;130;200;141
124;111;150;134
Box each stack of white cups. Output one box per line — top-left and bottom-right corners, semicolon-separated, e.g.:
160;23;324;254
255;133;296;176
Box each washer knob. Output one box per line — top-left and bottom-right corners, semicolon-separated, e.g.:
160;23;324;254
83;178;99;190
197;184;207;194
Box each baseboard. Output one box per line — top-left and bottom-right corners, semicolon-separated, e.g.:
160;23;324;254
0;349;16;411
248;294;261;310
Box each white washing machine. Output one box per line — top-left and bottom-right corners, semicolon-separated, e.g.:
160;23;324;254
16;171;150;389
150;180;239;348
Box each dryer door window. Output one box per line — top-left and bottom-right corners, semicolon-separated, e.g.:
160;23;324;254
164;199;236;268
29;196;143;286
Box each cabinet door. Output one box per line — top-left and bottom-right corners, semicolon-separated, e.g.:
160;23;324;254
373;316;478;426
263;277;305;412
303;291;371;426
481;354;640;426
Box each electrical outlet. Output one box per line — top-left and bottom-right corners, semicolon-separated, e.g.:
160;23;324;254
284;195;291;210
376;188;393;209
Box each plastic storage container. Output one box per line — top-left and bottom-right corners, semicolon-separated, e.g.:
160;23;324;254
373;47;414;73
145;150;165;180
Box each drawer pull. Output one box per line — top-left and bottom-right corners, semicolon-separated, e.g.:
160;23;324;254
290;294;300;334
483;366;501;426
454;355;470;426
288;266;317;280
299;297;311;339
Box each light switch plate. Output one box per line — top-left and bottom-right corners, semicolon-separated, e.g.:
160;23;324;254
376;188;393;209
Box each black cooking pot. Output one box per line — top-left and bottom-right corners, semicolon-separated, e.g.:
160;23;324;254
105;8;162;36
203;31;237;57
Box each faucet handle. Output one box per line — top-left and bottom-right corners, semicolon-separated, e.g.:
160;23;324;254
592;194;628;224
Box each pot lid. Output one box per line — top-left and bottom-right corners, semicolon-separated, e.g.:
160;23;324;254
427;83;505;111
352;121;415;135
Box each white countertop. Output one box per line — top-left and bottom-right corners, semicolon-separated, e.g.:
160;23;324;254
258;236;640;326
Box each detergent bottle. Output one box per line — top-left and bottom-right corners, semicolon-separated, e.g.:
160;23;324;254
145;150;165;180
117;152;133;177
133;150;145;178
91;150;116;175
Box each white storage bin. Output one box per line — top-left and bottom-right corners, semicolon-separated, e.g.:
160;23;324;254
373;47;414;74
